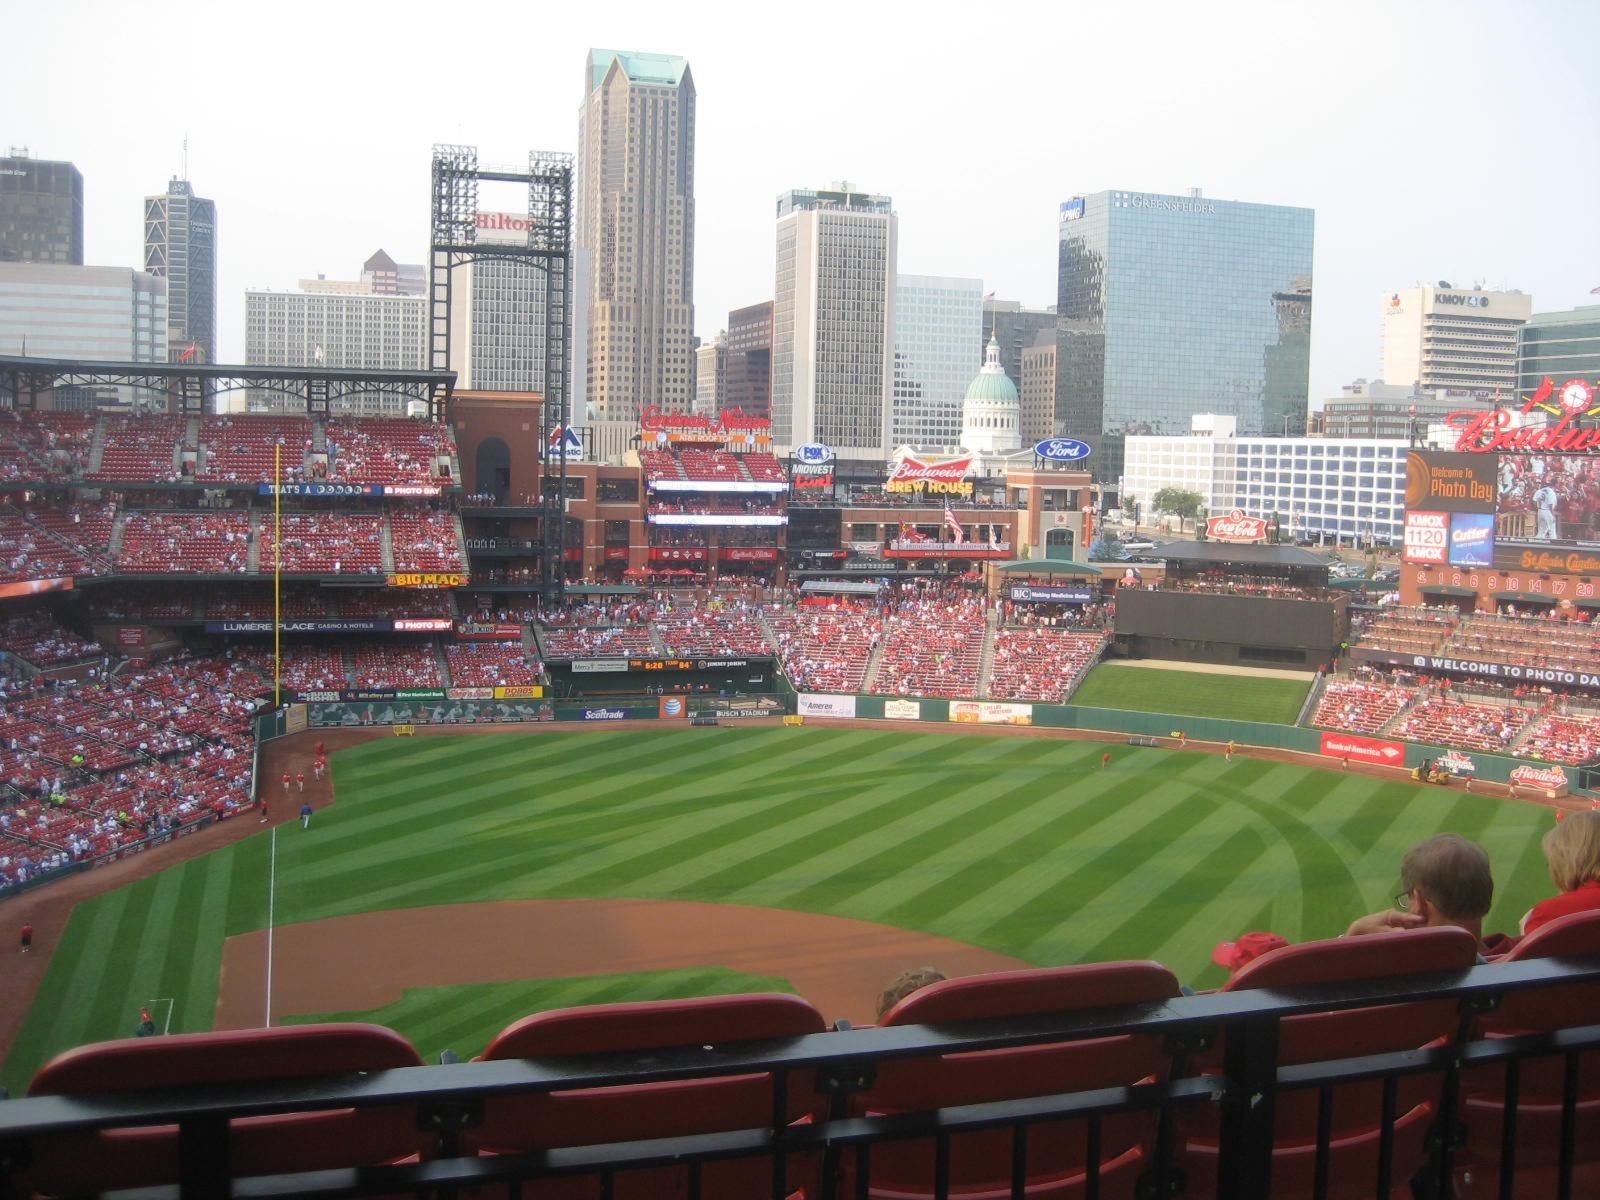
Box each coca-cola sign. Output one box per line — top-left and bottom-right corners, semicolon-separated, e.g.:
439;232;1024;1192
1205;508;1269;543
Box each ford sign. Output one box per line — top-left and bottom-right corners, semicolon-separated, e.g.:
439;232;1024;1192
1034;438;1091;462
794;443;834;466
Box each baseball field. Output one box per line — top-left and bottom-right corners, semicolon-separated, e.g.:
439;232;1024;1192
1;721;1561;1093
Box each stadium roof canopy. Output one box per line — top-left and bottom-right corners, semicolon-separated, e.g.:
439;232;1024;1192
993;559;1103;577
1149;540;1330;568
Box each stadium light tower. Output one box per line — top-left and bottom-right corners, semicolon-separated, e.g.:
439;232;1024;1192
429;145;573;605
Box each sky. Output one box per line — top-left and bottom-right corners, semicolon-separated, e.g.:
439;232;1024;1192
6;0;1598;407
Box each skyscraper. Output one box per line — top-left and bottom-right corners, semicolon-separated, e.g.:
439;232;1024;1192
576;48;696;422
771;185;896;463
1380;285;1531;400
0;264;165;406
144;177;217;362
1055;189;1314;482
724;301;773;419
449;212;551;393
1517;305;1600;408
983;298;1056;401
892;275;983;447
0;152;83;264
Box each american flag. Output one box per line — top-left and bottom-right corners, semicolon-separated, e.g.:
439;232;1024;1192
944;502;966;544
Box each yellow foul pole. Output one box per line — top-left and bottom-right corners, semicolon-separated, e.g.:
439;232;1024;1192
273;442;282;708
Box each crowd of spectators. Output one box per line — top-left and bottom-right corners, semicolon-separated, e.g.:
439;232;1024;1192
0;411;94;482
0;614;102;667
767;605;878;693
197;416;313;484
90;414;188;484
117;511;253;573
443;643;544;688
1394;698;1532;754
263;512;385;575
987;629;1107;703
325;418;456;486
389;509;465;574
1310;679;1418;735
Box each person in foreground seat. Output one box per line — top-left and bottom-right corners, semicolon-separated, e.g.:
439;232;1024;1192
1343;833;1517;956
1522;809;1600;935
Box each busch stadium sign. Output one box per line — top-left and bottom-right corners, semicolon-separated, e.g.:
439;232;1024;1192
886;454;974;497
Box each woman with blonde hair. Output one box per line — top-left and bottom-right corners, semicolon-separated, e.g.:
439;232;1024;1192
1522;810;1600;935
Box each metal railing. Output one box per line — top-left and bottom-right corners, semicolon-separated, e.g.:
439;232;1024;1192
1;954;1596;1199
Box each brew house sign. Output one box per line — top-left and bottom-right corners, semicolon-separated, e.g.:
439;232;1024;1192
1205;509;1269;543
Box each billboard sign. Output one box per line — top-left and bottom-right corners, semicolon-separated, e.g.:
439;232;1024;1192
886;454;974;497
1204;509;1270;544
1448;513;1495;567
797;694;857;718
1319;732;1405;765
949;701;1034;726
1034;438;1091;463
1403;512;1448;565
1059;197;1086;222
883;699;922;721
1008;585;1095;603
794;443;834;466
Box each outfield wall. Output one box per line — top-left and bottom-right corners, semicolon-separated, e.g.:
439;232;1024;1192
252;687;1586;796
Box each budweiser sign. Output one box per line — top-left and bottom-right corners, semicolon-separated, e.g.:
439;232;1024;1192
1205;508;1269;543
1510;764;1568;792
886;455;975;497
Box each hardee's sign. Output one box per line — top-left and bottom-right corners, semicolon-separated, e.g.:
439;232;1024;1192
1510;764;1568;795
640;406;771;444
1205;509;1269;543
886;454;975;497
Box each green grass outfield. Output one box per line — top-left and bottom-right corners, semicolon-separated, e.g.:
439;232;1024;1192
1070;663;1311;725
3;725;1558;1089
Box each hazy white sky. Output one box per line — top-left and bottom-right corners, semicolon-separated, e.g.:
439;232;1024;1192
6;0;1598;404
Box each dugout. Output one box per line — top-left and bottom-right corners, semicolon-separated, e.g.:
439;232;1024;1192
1112;541;1348;670
548;655;778;699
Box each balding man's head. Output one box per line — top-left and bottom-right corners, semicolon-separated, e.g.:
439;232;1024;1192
1401;834;1493;925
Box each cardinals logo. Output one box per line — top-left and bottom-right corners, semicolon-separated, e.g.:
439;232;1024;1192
1522;377;1600;420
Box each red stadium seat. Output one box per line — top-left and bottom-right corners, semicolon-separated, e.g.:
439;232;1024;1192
1180;927;1479;1200
843;961;1182;1199
469;993;828;1198
20;1023;430;1196
1456;910;1600;1200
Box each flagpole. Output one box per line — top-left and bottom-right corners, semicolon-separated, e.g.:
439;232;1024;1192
273;442;282;709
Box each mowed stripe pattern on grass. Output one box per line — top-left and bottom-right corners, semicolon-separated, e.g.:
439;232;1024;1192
4;726;1558;1093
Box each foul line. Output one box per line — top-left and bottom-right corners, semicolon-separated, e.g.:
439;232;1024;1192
265;825;277;1027
147;997;175;1036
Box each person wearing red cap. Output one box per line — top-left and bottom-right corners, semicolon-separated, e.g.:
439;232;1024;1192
20;923;33;954
135;1007;156;1037
1212;931;1289;975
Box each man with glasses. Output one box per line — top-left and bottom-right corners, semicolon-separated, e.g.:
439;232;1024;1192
1344;833;1516;956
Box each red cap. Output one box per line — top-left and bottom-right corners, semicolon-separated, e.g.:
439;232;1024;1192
1212;931;1289;972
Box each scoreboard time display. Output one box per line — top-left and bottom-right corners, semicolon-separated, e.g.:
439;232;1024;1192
628;659;696;671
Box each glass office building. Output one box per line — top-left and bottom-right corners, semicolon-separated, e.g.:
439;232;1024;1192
892;274;983;447
1517;306;1600;407
1056;190;1314;484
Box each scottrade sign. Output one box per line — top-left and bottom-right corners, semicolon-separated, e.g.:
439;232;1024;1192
1034;438;1091;463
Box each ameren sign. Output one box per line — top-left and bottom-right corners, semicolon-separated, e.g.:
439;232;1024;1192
886;454;975;497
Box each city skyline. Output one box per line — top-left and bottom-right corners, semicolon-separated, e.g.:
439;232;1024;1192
4;0;1596;412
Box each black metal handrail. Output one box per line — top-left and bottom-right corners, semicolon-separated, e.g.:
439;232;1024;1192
1;954;1597;1199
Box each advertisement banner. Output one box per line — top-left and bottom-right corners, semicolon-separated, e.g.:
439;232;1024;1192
1509;764;1569;796
493;685;545;699
308;697;554;727
1349;647;1600;690
687;696;786;720
562;705;653;722
284;704;308;735
658;695;688;719
208;619;392;634
457;622;524;640
1403;512;1448;565
1319;731;1405;765
386;572;470;588
1405;452;1497;514
258;482;384;497
0;577;73;600
393;619;454;632
718;547;780;562
949;701;1034;726
571;659;632;673
883;699;922;721
797;694;857;719
1008;585;1095;604
1448;513;1495;567
1436;750;1476;776
446;688;494;700
885;454;975;497
115;626;146;647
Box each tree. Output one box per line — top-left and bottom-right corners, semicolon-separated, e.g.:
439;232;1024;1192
1089;531;1128;561
1151;487;1205;532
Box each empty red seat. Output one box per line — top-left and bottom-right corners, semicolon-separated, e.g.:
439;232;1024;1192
469;993;828;1198
21;1023;430;1196
844;961;1182;1199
